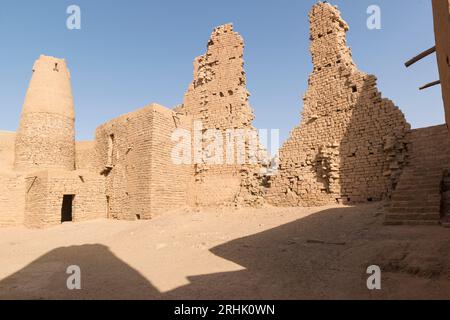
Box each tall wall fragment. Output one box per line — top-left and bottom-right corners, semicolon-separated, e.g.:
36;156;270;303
177;24;266;207
266;2;410;206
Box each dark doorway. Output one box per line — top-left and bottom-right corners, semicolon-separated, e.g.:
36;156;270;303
61;195;75;223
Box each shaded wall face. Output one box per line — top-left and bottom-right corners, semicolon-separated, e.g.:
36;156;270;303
14;56;75;172
266;2;410;206
24;171;106;228
432;0;450;133
95;105;192;220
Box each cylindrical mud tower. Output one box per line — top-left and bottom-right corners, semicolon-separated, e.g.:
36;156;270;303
14;55;75;171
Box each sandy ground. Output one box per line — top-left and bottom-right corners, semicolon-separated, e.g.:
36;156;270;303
0;202;449;300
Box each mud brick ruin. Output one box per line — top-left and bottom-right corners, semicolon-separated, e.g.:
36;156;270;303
266;3;411;206
1;1;450;228
175;24;266;207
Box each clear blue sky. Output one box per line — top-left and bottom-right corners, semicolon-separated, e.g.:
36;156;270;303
0;0;442;145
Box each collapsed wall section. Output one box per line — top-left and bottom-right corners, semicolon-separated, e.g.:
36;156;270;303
95;104;191;220
266;2;410;206
177;24;265;207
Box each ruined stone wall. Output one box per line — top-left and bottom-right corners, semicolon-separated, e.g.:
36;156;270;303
95;104;191;220
0;172;26;227
0;131;16;171
24;170;106;228
177;24;265;207
387;124;450;224
266;2;410;206
14;55;75;172
76;141;97;171
432;0;450;134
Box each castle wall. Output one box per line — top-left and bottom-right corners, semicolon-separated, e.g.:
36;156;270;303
24;170;106;228
14;55;75;171
266;2;410;207
95;104;191;220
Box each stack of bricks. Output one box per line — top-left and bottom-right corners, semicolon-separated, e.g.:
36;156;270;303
266;2;410;207
177;24;266;207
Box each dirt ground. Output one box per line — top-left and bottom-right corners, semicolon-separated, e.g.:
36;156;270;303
0;202;449;300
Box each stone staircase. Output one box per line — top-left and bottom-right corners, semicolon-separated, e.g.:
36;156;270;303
386;125;450;225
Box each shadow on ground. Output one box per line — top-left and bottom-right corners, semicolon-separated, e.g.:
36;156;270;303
1;205;449;299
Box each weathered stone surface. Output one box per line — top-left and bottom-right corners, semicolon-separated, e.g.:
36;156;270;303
266;2;410;207
177;24;266;207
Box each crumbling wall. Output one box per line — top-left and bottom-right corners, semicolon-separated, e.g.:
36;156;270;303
177;24;265;207
95;103;191;220
24;170;106;228
266;2;410;206
0;130;24;226
14;55;75;172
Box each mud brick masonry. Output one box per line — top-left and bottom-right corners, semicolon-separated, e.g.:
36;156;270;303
1;1;450;228
266;3;410;206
